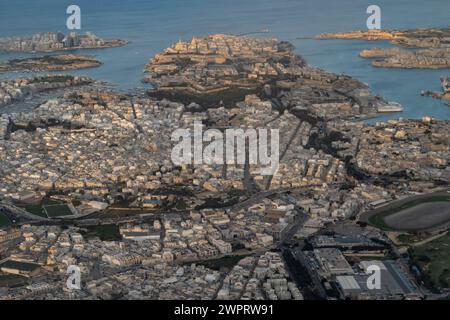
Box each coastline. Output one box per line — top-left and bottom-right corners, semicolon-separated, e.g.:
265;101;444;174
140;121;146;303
0;54;102;73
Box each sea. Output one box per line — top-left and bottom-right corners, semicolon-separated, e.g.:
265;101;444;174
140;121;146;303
0;0;449;121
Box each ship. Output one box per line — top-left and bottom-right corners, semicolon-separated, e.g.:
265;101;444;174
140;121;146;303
376;101;403;113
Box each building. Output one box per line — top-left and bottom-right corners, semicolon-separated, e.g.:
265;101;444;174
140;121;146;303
0;259;41;277
313;248;354;277
336;260;422;300
0;229;21;243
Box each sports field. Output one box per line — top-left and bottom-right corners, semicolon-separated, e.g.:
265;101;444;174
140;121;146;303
364;194;450;232
43;204;73;218
383;202;450;231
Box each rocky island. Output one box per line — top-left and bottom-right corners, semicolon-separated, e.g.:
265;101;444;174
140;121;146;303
0;54;102;72
318;28;450;69
360;47;450;69
144;34;398;119
0;32;128;53
317;28;450;48
422;76;450;104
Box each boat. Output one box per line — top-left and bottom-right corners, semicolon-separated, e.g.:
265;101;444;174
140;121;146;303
377;101;403;113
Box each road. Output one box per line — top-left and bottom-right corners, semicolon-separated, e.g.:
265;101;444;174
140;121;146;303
228;188;288;212
291;247;328;300
276;193;309;247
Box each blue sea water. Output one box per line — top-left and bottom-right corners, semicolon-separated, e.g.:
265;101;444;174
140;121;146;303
0;0;449;120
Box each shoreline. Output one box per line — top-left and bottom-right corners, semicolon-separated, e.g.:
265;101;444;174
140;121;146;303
0;54;103;73
0;32;128;54
317;28;450;69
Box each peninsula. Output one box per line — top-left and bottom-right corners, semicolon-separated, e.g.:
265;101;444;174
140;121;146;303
360;47;450;69
421;76;450;102
0;54;102;72
0;32;128;53
144;34;398;119
316;28;450;48
318;27;450;69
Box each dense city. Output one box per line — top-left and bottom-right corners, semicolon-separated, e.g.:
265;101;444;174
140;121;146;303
0;32;449;301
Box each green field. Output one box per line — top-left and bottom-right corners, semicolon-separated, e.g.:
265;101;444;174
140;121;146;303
0;273;27;287
0;212;11;227
24;204;47;218
410;232;450;291
80;224;121;241
397;233;418;244
43;204;73;218
24;199;65;218
196;255;250;271
0;260;41;272
368;212;395;231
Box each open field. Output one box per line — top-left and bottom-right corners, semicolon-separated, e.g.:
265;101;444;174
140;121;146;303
24;204;48;218
0;273;27;287
410;232;450;291
24;199;65;218
362;193;450;231
0;260;41;272
80;224;121;241
43;204;73;218
0;212;11;227
196;254;250;271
